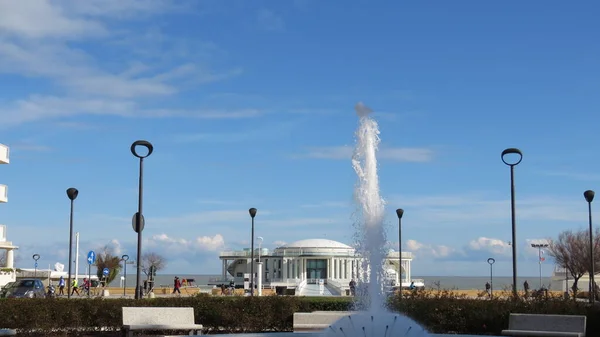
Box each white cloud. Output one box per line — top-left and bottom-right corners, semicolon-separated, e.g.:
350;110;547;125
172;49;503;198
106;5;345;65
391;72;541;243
0;96;263;126
0;0;244;125
147;233;225;253
387;193;595;227
272;240;287;247
406;239;457;258
0;1;107;39
407;236;546;263
467;237;511;255
299;146;434;162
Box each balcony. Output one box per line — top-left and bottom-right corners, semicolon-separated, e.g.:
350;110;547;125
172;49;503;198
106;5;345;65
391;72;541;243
0;144;8;164
0;184;6;203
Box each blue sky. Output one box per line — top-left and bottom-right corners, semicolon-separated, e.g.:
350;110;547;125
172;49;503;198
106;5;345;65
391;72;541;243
0;0;599;277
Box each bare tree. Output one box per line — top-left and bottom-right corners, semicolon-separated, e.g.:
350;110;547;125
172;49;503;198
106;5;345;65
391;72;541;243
141;252;167;280
547;230;589;296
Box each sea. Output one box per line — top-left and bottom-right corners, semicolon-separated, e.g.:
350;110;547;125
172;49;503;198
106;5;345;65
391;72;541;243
110;274;553;291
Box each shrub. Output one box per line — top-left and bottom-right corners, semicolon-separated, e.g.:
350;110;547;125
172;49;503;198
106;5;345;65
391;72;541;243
2;291;600;336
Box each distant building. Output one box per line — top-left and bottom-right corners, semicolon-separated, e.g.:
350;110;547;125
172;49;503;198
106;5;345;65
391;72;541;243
0;144;17;287
218;238;423;295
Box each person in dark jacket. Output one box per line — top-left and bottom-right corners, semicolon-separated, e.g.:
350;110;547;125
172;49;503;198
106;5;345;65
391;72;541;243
172;276;181;294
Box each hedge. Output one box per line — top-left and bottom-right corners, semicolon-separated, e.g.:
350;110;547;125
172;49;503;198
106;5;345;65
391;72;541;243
1;291;600;336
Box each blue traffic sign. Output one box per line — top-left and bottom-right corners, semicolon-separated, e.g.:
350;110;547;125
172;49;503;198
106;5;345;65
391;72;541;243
102;267;109;276
34;262;38;268
87;251;96;264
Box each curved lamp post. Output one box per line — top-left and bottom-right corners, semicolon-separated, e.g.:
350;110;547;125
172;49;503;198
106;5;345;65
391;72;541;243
396;208;404;292
122;254;129;297
487;258;495;298
66;187;79;299
131;140;153;299
501;147;522;298
249;208;257;296
584;190;595;303
32;254;40;278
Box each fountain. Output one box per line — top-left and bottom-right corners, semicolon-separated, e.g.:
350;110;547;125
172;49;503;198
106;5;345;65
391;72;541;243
218;103;485;337
351;102;388;311
318;103;430;336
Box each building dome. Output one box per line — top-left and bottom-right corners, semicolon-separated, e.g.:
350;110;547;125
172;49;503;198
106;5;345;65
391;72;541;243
279;239;353;249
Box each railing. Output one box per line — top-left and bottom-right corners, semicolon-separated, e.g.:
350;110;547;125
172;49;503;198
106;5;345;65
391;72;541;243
297;279;307;294
220;251;253;257
385;252;413;259
326;279;349;295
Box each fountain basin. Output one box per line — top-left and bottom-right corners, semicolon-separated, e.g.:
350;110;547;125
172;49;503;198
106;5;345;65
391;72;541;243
292;311;500;336
216;333;496;337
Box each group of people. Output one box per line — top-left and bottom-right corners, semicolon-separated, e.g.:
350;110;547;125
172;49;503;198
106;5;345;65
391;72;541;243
485;280;542;297
53;276;97;296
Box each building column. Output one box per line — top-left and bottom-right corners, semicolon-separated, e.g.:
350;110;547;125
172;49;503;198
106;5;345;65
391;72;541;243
345;259;349;279
5;249;14;268
222;259;227;279
406;260;411;283
302;258;306;281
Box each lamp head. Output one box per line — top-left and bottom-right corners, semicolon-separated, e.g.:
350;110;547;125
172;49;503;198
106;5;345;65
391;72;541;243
487;258;495;265
66;188;78;200
396;208;404;219
130;140;153;158
121;254;129;261
501;148;523;166
32;254;40;261
249;208;257;218
584;190;595;203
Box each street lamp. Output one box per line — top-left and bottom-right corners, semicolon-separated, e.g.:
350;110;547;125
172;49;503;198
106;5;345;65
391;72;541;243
396;208;404;291
249;208;257;296
531;243;549;289
487;258;495;297
66;187;78;299
501;147;523;298
32;254;40;277
131;140;153;300
584;189;595;303
121;254;129;297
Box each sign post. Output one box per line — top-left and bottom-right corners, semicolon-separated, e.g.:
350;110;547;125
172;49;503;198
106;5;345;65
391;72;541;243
87;251;95;297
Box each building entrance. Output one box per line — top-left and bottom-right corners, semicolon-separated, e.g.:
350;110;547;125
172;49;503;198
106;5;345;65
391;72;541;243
306;259;328;284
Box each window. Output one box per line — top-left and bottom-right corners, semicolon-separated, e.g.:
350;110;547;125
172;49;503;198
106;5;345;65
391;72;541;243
19;280;34;287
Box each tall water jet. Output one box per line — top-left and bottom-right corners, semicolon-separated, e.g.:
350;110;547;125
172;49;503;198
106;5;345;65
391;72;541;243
322;103;430;337
352;102;387;311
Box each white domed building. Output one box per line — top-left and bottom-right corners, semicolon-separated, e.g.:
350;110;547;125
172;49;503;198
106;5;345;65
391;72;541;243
219;238;423;296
